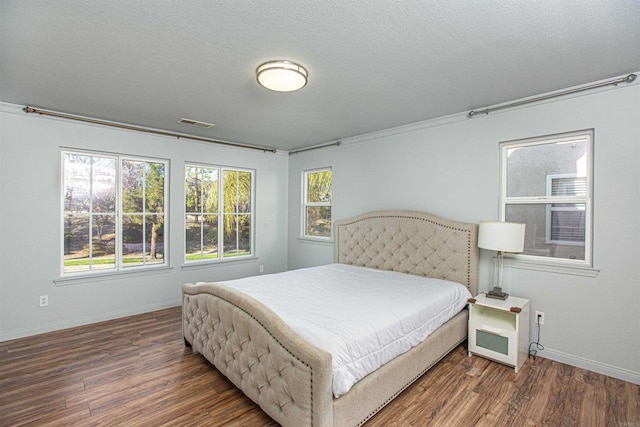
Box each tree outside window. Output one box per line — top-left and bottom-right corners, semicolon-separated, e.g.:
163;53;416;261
121;160;166;267
62;151;167;274
185;164;253;262
302;168;332;239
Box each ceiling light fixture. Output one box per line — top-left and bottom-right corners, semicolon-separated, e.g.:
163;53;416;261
256;60;308;92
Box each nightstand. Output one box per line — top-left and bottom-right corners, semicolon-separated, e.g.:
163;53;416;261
467;293;530;372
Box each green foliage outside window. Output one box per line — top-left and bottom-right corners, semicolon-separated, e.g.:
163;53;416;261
62;152;167;274
185;165;253;261
304;169;332;238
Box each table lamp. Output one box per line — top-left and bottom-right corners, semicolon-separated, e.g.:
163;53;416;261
478;221;526;300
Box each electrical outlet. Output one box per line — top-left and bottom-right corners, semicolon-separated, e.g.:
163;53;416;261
39;295;49;307
259;265;264;273
535;310;544;324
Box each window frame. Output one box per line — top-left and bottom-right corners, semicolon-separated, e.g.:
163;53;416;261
301;167;333;241
184;162;255;264
60;149;170;277
499;129;594;268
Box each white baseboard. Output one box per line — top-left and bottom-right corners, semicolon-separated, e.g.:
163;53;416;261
538;347;640;385
0;299;182;342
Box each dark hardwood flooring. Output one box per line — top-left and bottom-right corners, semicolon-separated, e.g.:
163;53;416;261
1;307;638;426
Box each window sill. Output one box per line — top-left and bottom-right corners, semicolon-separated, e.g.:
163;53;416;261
55;265;174;286
503;257;599;277
297;237;334;246
181;256;259;270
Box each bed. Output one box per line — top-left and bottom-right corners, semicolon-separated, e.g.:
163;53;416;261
182;210;478;426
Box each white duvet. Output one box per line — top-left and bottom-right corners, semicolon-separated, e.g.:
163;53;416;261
220;263;471;397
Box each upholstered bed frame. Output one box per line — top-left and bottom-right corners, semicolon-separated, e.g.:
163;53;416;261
182;210;478;426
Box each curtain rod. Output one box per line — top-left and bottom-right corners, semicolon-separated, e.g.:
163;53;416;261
23;106;278;153
289;140;341;155
468;73;637;118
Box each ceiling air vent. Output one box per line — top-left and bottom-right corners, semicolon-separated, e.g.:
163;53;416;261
178;118;215;128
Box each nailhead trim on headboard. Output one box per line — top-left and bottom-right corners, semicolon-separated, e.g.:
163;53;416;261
334;211;478;294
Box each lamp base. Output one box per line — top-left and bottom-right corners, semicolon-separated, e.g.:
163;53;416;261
486;287;509;300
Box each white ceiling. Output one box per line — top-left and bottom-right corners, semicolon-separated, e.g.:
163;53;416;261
1;1;639;152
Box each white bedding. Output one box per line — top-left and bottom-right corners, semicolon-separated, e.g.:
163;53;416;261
219;263;471;397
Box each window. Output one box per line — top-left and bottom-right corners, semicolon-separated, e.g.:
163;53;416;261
500;130;593;266
302;168;332;240
62;151;167;275
185;164;254;262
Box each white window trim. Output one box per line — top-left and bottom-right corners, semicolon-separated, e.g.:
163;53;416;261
499;129;594;270
183;162;255;265
55;265;174;285
60;148;170;278
301;167;332;242
502;257;599;278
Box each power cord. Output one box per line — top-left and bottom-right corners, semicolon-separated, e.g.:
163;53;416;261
529;313;545;360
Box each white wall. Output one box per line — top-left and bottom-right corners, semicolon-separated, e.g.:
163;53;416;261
288;82;640;384
0;103;289;340
2;79;638;385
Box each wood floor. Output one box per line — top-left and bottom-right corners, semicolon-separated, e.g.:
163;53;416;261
1;307;638;426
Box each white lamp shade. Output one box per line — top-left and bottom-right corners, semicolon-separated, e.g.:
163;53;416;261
478;221;526;253
256;60;308;92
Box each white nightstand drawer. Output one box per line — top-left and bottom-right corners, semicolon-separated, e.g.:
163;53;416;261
467;294;530;372
476;329;509;355
469;326;516;365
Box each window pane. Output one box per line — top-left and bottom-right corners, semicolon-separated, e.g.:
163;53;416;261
506;139;587;197
222;214;251;257
185;166;201;213
145;162;165;213
223;170;237;213
185;214;219;261
92;214;116;270
122;215;144;267
122;160;144;213
550;205;586;243
223;170;239;213
223;170;252;213
305;206;331;238
202;215;219;259
145;214;164;265
92;157;116;213
202;168;219;213
307;170;332;203
185;214;203;259
505;204;585;261
236;171;252;213
238;214;251;254
63;154;91;213
63;214;90;273
223;214;239;256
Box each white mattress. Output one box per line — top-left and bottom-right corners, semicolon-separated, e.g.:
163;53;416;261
220;263;471;397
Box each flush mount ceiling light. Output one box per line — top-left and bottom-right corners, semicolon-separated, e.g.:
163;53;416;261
256;60;308;92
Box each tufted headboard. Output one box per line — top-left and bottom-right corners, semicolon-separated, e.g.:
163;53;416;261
334;210;478;295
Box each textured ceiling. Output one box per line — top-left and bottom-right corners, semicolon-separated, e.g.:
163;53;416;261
1;1;639;152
